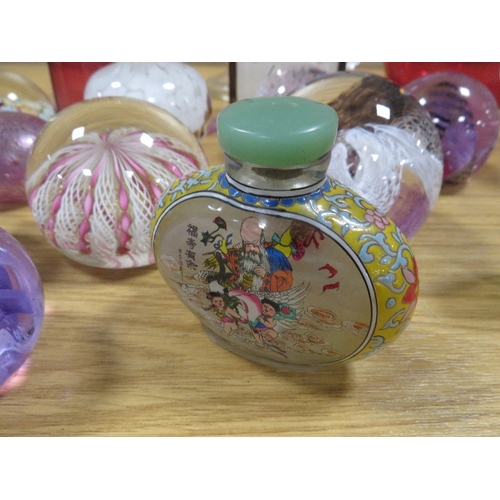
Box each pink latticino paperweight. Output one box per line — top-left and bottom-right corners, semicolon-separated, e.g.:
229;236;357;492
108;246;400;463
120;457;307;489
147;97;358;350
25;97;208;268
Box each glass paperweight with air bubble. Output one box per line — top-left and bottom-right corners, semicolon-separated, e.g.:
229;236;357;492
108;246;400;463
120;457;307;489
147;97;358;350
25;97;208;268
151;96;419;371
292;71;444;239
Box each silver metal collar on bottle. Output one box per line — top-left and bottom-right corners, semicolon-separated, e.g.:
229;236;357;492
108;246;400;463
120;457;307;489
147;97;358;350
224;151;331;197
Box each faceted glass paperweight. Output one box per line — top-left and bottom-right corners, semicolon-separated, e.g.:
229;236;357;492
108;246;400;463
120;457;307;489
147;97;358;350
0;70;55;207
26;96;208;268
292;71;444;239
404;71;500;183
0;227;44;388
84;62;212;138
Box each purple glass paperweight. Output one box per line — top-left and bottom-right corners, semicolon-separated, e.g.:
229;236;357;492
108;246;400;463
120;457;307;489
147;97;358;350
404;71;500;183
0;112;47;206
0;227;44;388
0;69;55;207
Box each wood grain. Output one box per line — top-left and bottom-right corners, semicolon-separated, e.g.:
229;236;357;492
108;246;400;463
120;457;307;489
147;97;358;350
1;63;499;436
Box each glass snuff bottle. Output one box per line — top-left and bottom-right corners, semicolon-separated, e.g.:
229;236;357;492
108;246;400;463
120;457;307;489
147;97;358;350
151;96;419;371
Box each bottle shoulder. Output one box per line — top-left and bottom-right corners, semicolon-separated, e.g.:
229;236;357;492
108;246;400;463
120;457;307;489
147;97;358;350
152;163;413;258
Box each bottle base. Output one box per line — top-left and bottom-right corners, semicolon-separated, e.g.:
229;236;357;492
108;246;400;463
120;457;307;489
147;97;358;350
202;325;335;373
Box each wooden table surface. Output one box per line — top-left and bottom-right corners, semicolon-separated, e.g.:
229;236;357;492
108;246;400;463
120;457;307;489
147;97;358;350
1;62;499;437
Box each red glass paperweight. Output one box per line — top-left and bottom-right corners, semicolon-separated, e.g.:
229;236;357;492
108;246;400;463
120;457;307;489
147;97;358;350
48;62;110;110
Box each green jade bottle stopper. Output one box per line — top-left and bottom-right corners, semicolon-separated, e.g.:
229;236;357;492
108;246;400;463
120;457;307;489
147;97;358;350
217;96;339;193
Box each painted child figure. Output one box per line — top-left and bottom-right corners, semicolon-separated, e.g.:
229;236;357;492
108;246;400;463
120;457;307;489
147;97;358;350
205;291;247;335
249;297;296;348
